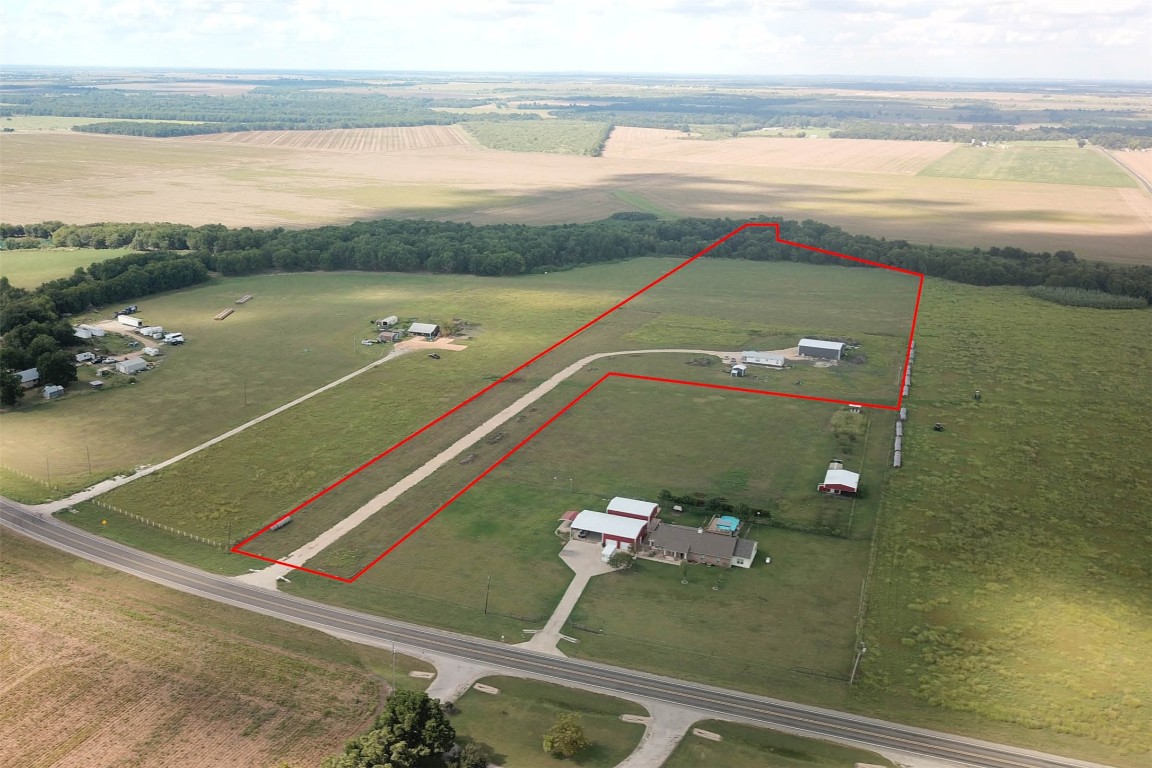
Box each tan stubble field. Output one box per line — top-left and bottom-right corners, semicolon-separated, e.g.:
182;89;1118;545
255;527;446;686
1;125;1149;264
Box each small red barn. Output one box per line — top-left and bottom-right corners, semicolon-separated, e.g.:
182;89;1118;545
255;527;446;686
606;496;659;523
818;468;860;495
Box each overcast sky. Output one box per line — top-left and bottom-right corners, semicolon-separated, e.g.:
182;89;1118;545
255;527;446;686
1;0;1149;80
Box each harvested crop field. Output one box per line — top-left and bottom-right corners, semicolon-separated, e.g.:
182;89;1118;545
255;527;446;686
0;534;382;768
603;128;955;174
2;129;1149;264
178;125;469;152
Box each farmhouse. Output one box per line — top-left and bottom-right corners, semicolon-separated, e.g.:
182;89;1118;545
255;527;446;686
42;385;65;400
606;496;660;523
116;358;148;375
407;322;440;339
798;338;845;360
741;351;786;368
17;368;39;388
644;521;758;569
571;510;648;551
817;461;860;495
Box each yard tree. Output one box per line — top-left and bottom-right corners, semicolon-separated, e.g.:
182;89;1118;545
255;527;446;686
607;550;634;570
24;333;60;360
542;713;590;758
0;369;23;406
324;690;456;768
37;349;77;387
449;742;492;768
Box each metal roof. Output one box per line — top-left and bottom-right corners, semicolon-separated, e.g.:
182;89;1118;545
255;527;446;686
798;338;845;351
572;510;646;540
607;497;658;519
117;358;148;372
17;368;39;383
822;468;860;490
408;322;439;334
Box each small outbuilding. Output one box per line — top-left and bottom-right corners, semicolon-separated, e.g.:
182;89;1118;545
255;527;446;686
74;327;92;340
740;351;786;368
571;510;648;550
116;358;148;375
730;364;747;378
17;368;39;388
378;330;401;343
78;324;106;337
375;315;400;329
75;352;96;363
798;338;845;360
818;467;860;495
89;380;104;389
42;384;65;400
117;315;144;329
142;347;161;357
407;322;440;339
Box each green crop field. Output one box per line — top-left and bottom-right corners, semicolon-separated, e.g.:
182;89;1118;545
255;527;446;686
449;676;647;767
0;247;135;288
661;720;893;768
461;120;612;155
918;144;1137;187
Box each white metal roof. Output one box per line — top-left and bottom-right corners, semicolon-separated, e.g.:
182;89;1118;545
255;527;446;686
607;497;658;519
572;510;647;539
408;322;439;334
822;469;860;490
17;368;38;383
799;338;845;351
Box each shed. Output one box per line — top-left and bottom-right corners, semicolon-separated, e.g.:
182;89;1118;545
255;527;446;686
407;322;440;339
378;330;401;343
117;315;144;328
89;380;104;389
75;352;96;363
606;497;660;523
116;358;148;375
798;338;845;360
817;468;860;495
730;364;747;378
74;327;92;340
376;315;400;329
142;347;161;357
571;510;647;550
741;351;786;368
42;384;65;400
17;368;39;388
79;324;105;337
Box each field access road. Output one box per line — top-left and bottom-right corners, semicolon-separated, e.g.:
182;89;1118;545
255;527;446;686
239;347;742;585
0;499;1110;768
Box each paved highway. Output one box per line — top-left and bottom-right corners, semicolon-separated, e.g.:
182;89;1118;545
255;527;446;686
0;500;1109;768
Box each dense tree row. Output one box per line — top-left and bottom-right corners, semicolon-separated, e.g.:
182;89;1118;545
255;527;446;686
830;121;1152;149
1;89;540;137
5;217;1151;303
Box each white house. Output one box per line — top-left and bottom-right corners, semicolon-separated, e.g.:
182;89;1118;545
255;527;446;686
116;358;148;375
798;338;845;360
741;351;786;368
571;510;648;550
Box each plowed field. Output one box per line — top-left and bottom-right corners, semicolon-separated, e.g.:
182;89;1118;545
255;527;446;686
0;535;380;768
179;125;469;152
603;127;954;175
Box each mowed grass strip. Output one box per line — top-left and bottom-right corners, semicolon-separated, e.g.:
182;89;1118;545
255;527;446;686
0;533;392;768
449;676;647;768
661;720;894;768
918;144;1137;187
0;247;135;288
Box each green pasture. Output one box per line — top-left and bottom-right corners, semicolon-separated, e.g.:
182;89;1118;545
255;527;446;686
661;720;893;768
855;280;1152;765
0;247;135;289
461;120;612;155
918;144;1136;187
610;190;678;219
449;676;647;767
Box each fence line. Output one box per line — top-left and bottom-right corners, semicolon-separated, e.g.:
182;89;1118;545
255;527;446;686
1;464;62;492
86;499;226;549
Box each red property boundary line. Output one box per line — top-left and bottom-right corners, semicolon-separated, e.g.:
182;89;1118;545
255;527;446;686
233;222;924;582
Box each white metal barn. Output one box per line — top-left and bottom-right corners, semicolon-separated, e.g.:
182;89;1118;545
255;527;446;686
407;322;441;339
798;338;845;360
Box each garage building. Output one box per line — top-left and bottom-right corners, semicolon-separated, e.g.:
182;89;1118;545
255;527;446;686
571;510;648;551
798;338;845;360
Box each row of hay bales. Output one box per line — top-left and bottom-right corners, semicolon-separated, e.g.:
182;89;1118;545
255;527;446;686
894;340;914;468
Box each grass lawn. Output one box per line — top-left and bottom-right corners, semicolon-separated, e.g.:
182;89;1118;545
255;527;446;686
918;144;1136;186
461;120;612;155
662;720;893;768
449;676;647;767
0;532;417;768
0;247;136;288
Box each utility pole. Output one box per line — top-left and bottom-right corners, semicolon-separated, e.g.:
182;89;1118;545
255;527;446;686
85;443;92;476
483;575;491;614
